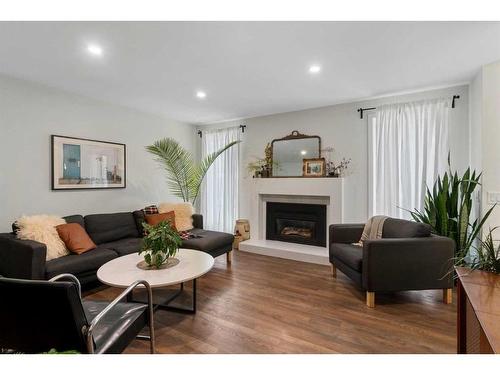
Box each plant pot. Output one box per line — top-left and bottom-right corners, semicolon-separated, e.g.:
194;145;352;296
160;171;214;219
137;255;180;270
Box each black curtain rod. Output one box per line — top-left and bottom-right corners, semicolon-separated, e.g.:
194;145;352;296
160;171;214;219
357;107;376;119
357;95;460;119
197;124;246;138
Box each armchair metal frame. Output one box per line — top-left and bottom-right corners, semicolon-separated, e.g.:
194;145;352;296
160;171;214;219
49;274;155;354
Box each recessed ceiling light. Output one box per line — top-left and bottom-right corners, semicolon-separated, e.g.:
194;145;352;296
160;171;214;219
301;150;307;155
86;43;103;57
196;91;207;99
309;65;321;74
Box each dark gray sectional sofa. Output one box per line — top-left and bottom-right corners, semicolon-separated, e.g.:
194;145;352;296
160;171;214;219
0;211;234;286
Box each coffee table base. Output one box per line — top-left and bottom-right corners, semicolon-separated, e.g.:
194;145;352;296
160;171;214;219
128;279;197;314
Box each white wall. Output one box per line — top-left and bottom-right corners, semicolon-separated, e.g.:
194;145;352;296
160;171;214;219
480;61;500;239
199;85;470;224
0;75;196;232
469;70;483;224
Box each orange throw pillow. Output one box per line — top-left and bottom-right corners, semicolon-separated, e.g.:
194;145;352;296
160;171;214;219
145;211;177;231
56;223;97;255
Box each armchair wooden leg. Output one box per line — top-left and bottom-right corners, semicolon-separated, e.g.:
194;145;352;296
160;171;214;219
443;288;452;304
226;250;233;264
366;292;375;308
330;263;337;278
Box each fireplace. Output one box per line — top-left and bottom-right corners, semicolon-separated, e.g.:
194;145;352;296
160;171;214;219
266;202;327;247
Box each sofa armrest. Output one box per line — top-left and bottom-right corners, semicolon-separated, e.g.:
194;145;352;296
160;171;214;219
329;224;364;244
192;214;203;230
362;235;455;292
0;233;46;279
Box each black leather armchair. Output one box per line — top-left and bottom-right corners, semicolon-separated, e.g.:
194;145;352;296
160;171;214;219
329;218;455;308
0;274;155;354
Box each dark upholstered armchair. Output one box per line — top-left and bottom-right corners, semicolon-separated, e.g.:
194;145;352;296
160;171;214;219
0;274;155;354
329;218;455;308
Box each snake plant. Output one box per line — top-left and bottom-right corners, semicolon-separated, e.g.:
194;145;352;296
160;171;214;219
460;227;500;274
410;165;496;264
146;137;240;205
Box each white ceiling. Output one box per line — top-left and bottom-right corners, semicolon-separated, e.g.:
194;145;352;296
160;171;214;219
0;21;499;125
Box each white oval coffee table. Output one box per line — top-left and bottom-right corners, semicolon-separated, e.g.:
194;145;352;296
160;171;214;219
97;249;214;314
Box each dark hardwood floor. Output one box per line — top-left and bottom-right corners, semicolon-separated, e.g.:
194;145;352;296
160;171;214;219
86;250;457;353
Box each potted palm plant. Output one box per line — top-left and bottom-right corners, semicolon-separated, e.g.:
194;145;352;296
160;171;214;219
146;137;240;205
139;221;182;269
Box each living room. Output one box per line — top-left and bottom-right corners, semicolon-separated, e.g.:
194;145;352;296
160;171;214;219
1;1;500;373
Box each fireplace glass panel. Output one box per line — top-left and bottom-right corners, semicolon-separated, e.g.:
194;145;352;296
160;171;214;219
266;202;326;247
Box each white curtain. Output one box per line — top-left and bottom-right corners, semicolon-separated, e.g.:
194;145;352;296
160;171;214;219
201;127;240;233
369;98;451;219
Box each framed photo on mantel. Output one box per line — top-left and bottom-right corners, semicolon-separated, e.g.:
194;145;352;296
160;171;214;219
302;157;326;177
51;135;126;190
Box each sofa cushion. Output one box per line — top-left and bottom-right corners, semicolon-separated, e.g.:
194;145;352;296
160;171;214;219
132;210;146;236
56;223;97;255
145;211;176;230
181;228;234;253
11;221;20;234
142;205;159;215
84;212;139;244
158;202;194;232
45;247;117;279
102;238;143;256
63;215;85;228
382;218;431;238
330;243;363;272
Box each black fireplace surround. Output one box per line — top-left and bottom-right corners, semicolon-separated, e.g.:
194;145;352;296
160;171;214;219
266;202;327;247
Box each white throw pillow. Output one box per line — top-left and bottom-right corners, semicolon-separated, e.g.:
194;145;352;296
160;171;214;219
16;215;70;261
158;202;194;232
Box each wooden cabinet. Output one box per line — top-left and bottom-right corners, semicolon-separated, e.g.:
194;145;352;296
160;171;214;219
456;267;500;354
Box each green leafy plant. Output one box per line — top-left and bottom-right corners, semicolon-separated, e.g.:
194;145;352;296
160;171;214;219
146;137;240;205
410;163;495;264
247;158;280;176
457;227;500;274
139;221;182;268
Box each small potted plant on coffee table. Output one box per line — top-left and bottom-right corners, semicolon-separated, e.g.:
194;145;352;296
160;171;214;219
139;221;182;269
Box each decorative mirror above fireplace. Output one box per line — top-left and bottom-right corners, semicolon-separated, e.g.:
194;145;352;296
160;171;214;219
271;131;321;177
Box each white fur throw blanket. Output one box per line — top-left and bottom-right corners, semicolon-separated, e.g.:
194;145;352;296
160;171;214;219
16;215;69;260
353;215;388;246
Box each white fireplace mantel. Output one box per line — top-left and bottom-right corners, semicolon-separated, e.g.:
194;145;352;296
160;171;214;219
239;177;344;264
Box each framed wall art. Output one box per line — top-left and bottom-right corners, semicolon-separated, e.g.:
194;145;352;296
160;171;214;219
51;135;126;190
